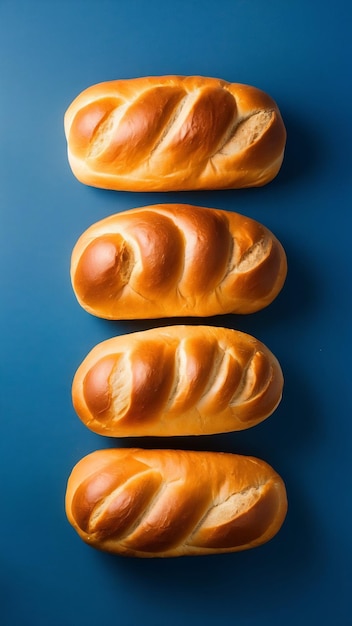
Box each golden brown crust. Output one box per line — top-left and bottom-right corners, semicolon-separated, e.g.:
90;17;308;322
64;75;286;191
65;448;288;557
72;325;283;437
70;204;287;319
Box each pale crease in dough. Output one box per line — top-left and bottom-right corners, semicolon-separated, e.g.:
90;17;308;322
110;354;132;421
88;103;129;158
193;487;262;533
219;110;273;156
236;238;270;273
148;93;190;157
230;353;256;405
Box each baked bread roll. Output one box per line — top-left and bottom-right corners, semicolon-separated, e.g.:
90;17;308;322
70;203;287;319
65;448;288;557
64;75;286;191
72;325;283;437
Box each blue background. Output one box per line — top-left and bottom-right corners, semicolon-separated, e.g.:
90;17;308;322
1;1;351;624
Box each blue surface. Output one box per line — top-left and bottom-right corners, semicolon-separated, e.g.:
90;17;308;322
1;1;352;625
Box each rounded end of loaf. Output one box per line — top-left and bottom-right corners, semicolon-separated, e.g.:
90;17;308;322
71;233;134;318
65;448;288;557
228;231;288;314
71;352;122;434
202;82;287;190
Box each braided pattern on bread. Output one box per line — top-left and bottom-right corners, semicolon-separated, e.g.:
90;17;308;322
72;325;283;437
65;448;288;557
64;76;286;191
70;204;287;319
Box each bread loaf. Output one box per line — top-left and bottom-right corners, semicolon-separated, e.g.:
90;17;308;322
64;75;286;191
70;203;287;319
65;448;288;557
72;325;283;437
